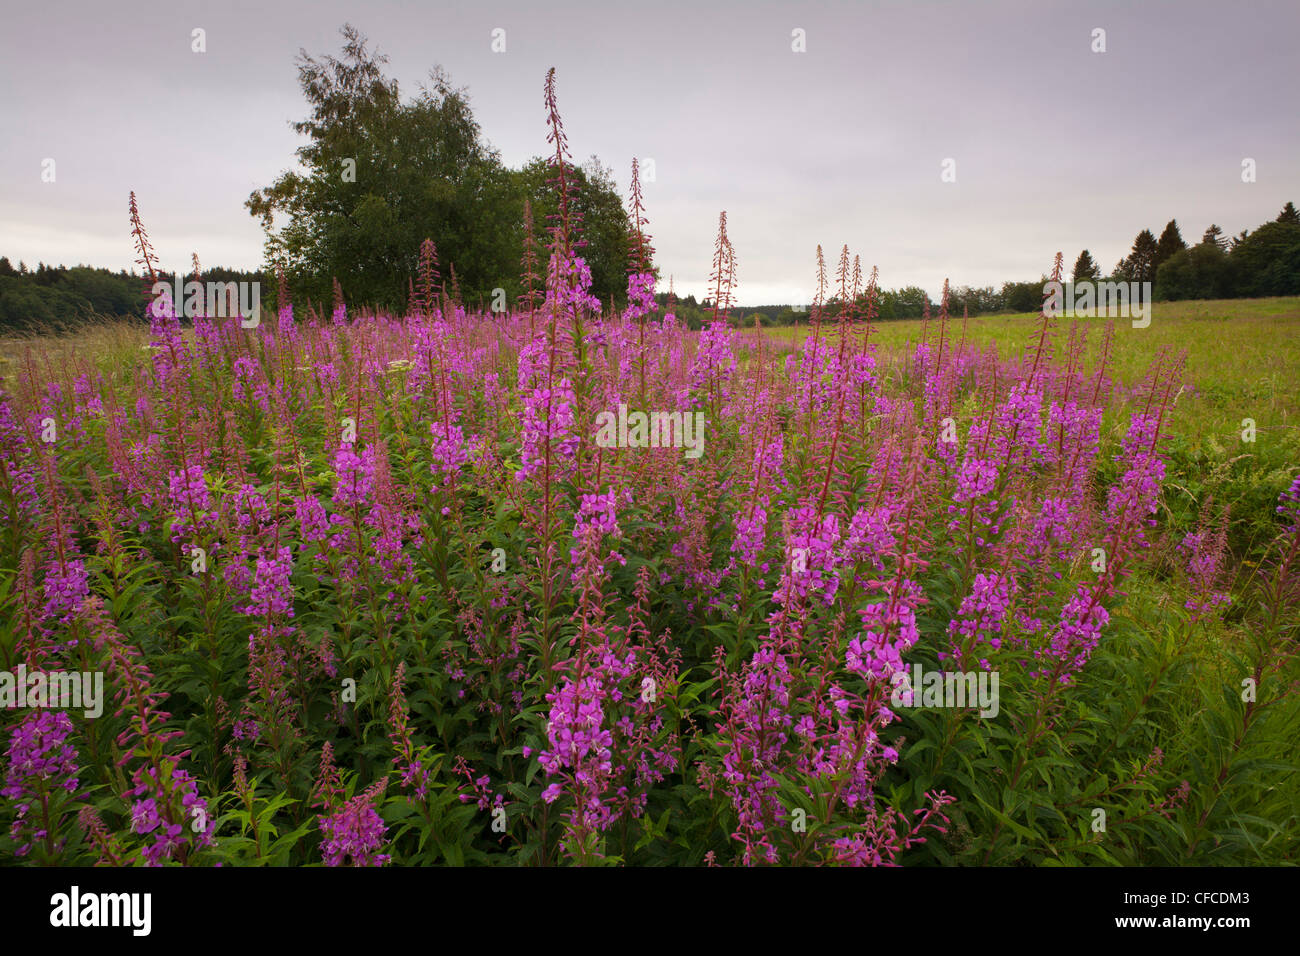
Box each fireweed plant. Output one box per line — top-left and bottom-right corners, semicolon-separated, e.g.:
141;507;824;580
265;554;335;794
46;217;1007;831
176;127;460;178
1;72;1298;867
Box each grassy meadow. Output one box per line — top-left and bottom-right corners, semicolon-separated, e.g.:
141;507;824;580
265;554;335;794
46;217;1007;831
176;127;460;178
765;296;1300;440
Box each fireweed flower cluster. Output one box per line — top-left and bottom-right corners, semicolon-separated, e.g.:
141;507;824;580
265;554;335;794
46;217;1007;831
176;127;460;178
387;664;429;800
623;272;657;323
948;449;1003;548
847;580;924;681
1042;584;1111;682
127;761;212;865
544;253;602;314
2;711;81;858
775;507;842;607
711;643;795;864
1276;473;1300;533
731;431;784;573
453;755;506;814
516;378;579;481
240;546;294;619
992;381;1047;475
536;557;677;858
1106;413;1167;550
331;441;376;510
946;572;1015;668
318;781;392;867
165;463;215;543
539;672;617;819
570;488;625;574
232;355;270;411
1177;524;1230;621
689;320;738;414
0;397;39;524
41;558;90;623
1046;400;1103;487
430;420;469;486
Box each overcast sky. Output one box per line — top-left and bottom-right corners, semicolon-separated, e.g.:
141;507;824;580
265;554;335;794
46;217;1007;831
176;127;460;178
2;0;1297;304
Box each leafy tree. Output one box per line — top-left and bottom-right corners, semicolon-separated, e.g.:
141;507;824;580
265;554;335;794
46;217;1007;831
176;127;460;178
247;25;520;310
1200;224;1227;249
1125;229;1159;283
247;25;632;313
513;156;630;305
1154;243;1234;300
1072;250;1100;281
947;285;1000;316
1000;280;1042;313
895;286;932;317
1229;221;1300;296
1277;201;1300;225
1153;220;1186;273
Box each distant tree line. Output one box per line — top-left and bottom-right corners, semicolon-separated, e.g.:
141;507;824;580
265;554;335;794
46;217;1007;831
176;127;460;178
0;258;268;332
1072;202;1300;301
932;202;1300;318
656;201;1300;330
684;286;939;330
8;198;1296;331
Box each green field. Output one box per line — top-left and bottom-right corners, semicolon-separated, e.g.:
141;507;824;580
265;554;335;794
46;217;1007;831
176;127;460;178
764;296;1300;446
